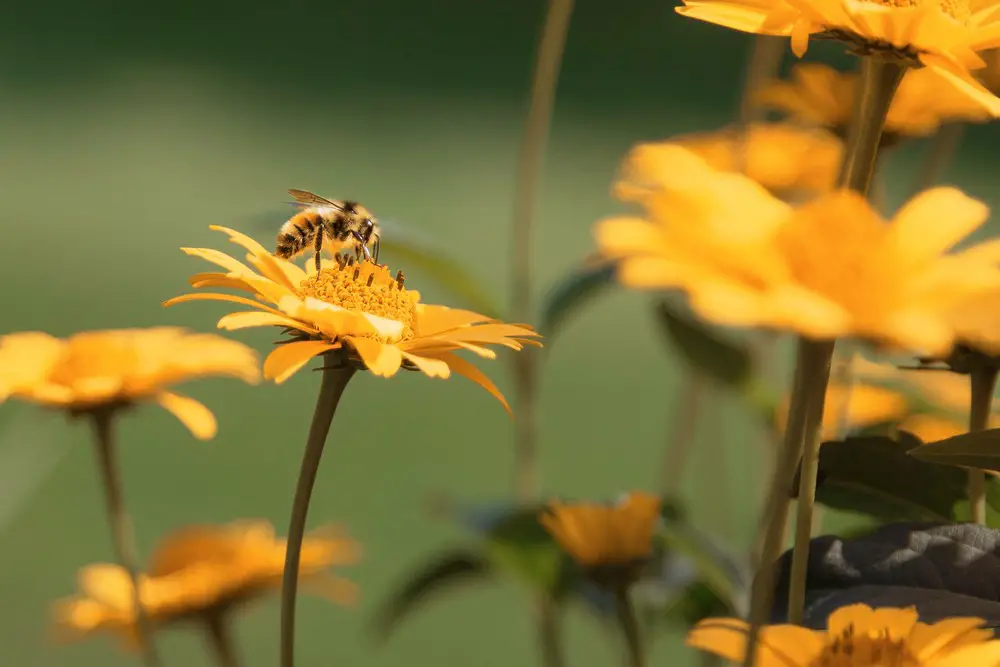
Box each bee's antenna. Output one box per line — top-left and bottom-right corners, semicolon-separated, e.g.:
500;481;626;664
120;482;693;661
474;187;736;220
372;234;381;264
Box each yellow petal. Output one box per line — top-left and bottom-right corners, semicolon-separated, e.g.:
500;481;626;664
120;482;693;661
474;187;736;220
401;351;451;378
217;311;317;334
180;246;257;276
263;340;337;383
676;1;793;35
157;391;217;440
163;292;287;318
428;352;511;416
890;187;989;265
344;337;404;377
931;641;1000;667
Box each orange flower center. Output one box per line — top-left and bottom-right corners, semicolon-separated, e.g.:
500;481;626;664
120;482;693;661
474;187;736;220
296;262;417;341
814;625;917;667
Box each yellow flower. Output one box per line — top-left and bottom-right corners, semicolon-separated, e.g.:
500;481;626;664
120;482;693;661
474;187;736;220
687;604;1000;666
779;382;910;440
757;63;994;138
53;519;359;649
596;144;1000;354
540;491;662;579
659;122;844;197
0;328;259;439
676;0;1000;115
163;226;541;412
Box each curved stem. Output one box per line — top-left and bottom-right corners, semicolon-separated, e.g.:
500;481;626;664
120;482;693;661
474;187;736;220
204;613;241;667
510;0;574;501
89;409;162;667
280;359;356;667
967;366;998;524
614;586;645;667
660;371;708;494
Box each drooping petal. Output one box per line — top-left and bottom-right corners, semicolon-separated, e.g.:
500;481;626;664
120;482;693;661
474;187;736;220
263;340;338;383
343;337;404;377
157;391;218;440
400;351;451;378
428;352;511;415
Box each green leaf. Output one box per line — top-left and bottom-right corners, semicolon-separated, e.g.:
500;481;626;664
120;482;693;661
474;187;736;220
538;259;617;341
378;224;503;319
485;506;568;596
654;302;752;388
371;550;493;642
907;428;1000;473
808;432;973;522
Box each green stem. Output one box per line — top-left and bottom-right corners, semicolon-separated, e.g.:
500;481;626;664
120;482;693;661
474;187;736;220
204;613;241;667
740;339;825;667
660;371;708;494
537;595;566;667
510;0;574;502
280;358;356;667
90;409;162;667
967;366;998;524
614;586;645;667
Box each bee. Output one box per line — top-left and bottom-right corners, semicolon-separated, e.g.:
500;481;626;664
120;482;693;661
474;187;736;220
275;188;381;272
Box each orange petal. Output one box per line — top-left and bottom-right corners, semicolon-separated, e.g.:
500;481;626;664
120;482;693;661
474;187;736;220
157;391;218;440
400;351;451;378
343;337;404;377
263;340;337;383
427;352;511;416
180;247;256;276
890;187;989;265
415;305;495;336
163;292;286;317
217;311;317;334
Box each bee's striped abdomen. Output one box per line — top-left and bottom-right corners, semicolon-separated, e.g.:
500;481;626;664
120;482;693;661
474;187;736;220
275;209;323;258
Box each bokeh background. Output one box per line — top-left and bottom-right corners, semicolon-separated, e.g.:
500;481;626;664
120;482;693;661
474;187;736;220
3;2;1000;666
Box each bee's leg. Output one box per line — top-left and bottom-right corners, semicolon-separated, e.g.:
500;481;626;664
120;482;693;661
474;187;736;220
314;228;324;273
352;232;373;263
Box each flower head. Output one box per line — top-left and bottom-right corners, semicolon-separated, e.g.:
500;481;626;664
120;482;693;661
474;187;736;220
53;519;359;649
757;63;994;139
676;0;1000;115
540;492;662;587
596;144;1000;355
687;604;1000;666
656;122;844;198
0;328;259;439
164;226;541;413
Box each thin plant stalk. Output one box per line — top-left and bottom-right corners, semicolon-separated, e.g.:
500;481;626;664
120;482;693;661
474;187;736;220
509;0;574;501
280;357;356;667
614;586;645;667
913;123;965;194
660;372;708;494
204;613;241;667
967;366;998;524
537;594;566;667
785;56;906;627
89;408;162;667
740;339;830;667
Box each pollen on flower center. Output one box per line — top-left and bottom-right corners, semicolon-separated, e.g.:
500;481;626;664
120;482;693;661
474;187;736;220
296;261;417;341
815;626;916;667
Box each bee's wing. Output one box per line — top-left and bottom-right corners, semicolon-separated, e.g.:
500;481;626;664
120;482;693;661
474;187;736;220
287;189;346;211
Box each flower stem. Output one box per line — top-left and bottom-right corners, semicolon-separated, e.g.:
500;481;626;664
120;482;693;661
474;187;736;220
660;371;708;494
204;613;241;667
614;586;645;667
740;338;828;667
280;358;356;667
510;0;574;501
89;408;162;667
913;123;965;194
967;366;998;524
537;595;566;667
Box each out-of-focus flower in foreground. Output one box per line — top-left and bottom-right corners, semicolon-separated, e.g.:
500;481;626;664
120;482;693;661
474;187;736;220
687;604;1000;666
0;328;260;439
596;144;1000;355
675;0;1000;115
53;519;360;649
757;63;994;139
658;122;843;198
164;226;540;413
540;491;661;588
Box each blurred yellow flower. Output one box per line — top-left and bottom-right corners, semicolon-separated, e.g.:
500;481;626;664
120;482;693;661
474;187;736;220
665;122;843;197
676;0;1000;115
596;144;1000;355
53;519;359;650
164;226;540;412
779;383;909;441
687;604;1000;666
757;63;994;138
0;328;259;439
540;492;661;575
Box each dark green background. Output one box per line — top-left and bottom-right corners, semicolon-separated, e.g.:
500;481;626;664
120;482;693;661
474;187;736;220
2;2;999;666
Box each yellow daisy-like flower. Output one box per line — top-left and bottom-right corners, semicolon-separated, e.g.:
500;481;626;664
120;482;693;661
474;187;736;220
660;122;844;197
163;226;541;412
687;604;1000;666
596;144;1000;355
0;328;259;439
53;519;359;650
676;0;1000;115
540;491;662;586
757;63;994;138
